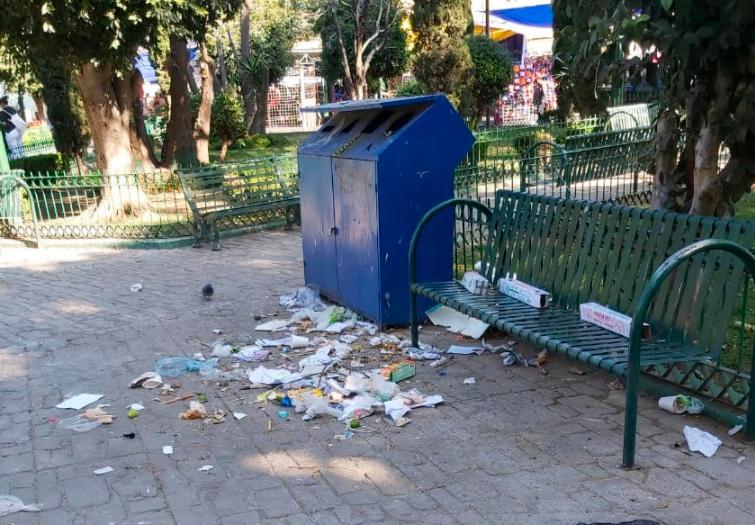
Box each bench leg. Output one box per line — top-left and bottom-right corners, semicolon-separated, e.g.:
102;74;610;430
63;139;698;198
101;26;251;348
410;288;419;347
211;220;221;251
284;206;294;231
192;220;203;248
622;361;640;469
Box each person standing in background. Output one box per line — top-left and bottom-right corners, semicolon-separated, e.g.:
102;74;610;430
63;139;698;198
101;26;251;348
0;96;27;158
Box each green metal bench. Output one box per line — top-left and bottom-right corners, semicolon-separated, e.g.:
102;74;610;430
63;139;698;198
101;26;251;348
520;128;654;199
178;159;299;250
409;190;755;468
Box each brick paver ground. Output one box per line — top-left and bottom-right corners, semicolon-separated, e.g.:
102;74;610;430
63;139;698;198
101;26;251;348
1;230;754;525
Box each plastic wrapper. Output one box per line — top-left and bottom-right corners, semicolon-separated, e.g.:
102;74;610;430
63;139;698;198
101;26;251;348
279;285;324;310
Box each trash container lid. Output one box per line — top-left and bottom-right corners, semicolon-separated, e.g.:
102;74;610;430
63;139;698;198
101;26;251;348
301;94;445;113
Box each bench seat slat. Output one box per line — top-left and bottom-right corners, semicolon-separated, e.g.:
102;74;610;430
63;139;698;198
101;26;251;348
413;281;709;374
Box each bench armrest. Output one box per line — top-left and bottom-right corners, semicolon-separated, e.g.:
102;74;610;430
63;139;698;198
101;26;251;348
408;198;492;285
623;239;755;468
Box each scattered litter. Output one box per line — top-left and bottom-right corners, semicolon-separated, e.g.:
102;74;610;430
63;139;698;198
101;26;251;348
289;335;310;348
384;398;410;426
179;401;207;420
279;285;324;309
163;445;173;455
202;284;214;300
198;465;214;472
658;395;704;415
463;377;476;385
683;425;722;457
429;357;449;368
0;495;41;517
426;305;489;339
437;369;447;376
93;466;113;475
196;393;209;403
737;456;746;464
211;408;226;423
56;393;103;410
729;424;744;436
607;378;625;391
122;432;136;439
568;367;586;376
160;394;194;405
447;345;482;356
127;409;139;419
212;329;223;335
404;349;443;361
381;360;415;382
130;372;162;389
155;357;216;378
502;351;520;366
233;412;247;420
339;334;359;344
130;282;143;293
128;403;145;411
247;366;303;386
59;406;115;432
349;418;361;429
278;410;288;419
234;346;270;362
255;319;290;332
211;344;234;358
193;352;206;362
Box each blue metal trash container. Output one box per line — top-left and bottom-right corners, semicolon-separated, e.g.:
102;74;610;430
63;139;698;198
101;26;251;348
298;95;473;325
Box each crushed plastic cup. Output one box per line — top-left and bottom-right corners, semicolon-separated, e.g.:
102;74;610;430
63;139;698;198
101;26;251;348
658;395;704;415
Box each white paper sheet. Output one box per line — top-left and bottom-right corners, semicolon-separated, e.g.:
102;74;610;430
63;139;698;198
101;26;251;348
56;394;104;410
426;305;488;339
683;425;722;457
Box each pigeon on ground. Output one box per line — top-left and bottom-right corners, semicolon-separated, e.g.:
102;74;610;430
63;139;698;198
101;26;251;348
202;284;214;300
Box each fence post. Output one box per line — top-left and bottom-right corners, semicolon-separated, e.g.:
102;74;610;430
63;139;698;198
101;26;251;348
0;133;10;172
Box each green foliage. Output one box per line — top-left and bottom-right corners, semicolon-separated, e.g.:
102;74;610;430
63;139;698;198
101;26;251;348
396;79;427;97
315;0;409;87
465;35;513;121
551;0;615;116
10;153;67;173
411;0;473;107
211;91;246;144
240;0;298;89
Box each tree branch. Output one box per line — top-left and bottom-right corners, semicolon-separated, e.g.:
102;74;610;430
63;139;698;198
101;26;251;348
330;0;354;93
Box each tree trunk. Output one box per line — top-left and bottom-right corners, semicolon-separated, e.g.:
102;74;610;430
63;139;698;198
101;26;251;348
194;44;215;165
73;63;135;173
73;62;153;218
162;34;198;168
239;4;256;130
689;123;722;216
651;111;679;210
123;72;158;168
219;140;231;162
718;147;755;217
32;92;46;122
680;84;705;208
250;69;270;134
689;68;733;216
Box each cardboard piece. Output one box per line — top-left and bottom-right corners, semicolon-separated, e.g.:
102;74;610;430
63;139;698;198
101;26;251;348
426;305;489;339
579;302;650;339
498;277;550;308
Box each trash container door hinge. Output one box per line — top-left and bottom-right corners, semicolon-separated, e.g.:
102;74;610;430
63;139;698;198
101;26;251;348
330;226;339;236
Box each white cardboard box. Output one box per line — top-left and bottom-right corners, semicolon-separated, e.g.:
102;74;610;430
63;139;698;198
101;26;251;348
579;302;650;338
498;277;550;308
460;271;489;295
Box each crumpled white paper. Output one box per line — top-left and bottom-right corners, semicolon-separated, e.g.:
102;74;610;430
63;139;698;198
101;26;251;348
683;425;722;457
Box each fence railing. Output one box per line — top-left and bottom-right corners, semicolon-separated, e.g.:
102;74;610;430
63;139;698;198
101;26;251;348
0;156;298;240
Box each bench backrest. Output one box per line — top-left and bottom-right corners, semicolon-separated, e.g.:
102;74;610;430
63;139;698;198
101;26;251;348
480;191;755;353
178;157;298;214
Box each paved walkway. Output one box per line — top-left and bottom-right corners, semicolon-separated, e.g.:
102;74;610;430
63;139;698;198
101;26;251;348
1;230;754;525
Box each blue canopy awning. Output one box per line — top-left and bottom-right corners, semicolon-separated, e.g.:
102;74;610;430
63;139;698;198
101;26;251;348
491;4;553;28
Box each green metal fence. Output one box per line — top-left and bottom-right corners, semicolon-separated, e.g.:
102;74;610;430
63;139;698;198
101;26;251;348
0;156;298;241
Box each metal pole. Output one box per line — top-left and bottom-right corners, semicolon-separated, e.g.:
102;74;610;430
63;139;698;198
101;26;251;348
485;0;490;37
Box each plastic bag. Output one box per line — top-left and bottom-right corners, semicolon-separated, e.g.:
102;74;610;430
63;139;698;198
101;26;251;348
280;285;325;310
0;495;41;517
58;415;102;432
367;373;399;402
339;394;379;421
296;392;343;421
155;357;217;378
